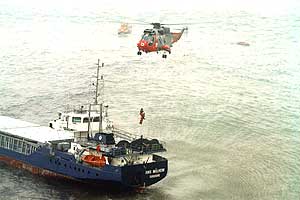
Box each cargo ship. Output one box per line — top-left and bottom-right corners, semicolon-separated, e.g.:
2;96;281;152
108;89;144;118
0;60;168;190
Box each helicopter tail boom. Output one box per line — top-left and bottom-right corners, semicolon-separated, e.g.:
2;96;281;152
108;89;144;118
171;27;186;44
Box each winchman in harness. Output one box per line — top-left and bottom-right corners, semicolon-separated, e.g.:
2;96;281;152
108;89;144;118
139;108;145;125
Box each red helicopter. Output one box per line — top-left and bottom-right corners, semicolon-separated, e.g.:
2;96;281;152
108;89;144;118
137;23;188;58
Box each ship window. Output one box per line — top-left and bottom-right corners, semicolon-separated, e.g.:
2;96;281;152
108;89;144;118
72;117;81;123
13;139;18;151
83;118;90;123
0;135;4;147
64;164;67;168
82;169;84;173
26;144;31;154
87;171;90;174
96;173;99;176
6;140;9;148
5;137;9;148
21;143;25;153
9;138;13;149
93;117;99;122
1;136;5;147
18;141;22;152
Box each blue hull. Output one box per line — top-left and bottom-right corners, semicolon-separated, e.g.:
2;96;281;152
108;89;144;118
0;146;168;189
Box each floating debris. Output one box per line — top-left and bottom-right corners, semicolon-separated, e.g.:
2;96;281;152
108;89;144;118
237;41;250;46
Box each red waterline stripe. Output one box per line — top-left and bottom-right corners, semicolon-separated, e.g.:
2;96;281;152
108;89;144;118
0;155;76;181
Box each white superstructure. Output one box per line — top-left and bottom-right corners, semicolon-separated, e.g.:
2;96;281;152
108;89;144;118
49;104;114;134
0;116;73;143
49;60;114;136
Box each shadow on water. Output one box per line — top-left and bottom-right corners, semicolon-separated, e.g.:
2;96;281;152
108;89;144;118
0;162;168;200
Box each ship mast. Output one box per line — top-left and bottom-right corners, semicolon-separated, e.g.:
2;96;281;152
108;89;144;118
95;60;100;105
88;59;104;135
95;59;104;105
96;59;104;133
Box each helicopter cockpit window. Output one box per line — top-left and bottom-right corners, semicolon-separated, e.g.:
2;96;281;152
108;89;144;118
142;34;154;46
142;34;149;41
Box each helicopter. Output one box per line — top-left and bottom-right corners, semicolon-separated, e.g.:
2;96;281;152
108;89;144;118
137;23;188;58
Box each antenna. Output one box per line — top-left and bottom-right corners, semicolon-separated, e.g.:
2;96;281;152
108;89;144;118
94;59;104;105
92;59;105;134
95;59;100;105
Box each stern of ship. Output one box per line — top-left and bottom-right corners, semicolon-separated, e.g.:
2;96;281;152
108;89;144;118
121;154;168;188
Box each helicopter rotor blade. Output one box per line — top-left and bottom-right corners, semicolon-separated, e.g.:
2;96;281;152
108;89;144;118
131;19;151;25
160;22;198;25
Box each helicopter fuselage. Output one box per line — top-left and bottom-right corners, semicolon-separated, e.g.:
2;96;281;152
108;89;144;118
137;26;185;58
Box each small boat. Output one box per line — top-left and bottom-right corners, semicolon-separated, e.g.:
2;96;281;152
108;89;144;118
118;23;132;35
82;154;106;168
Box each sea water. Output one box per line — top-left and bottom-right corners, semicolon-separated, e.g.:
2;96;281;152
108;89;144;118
0;0;300;199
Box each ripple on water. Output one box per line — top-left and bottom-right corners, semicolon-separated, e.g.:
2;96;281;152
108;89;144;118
1;2;300;200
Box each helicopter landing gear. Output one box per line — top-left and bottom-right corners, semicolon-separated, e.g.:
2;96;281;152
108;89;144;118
137;51;142;55
162;54;167;58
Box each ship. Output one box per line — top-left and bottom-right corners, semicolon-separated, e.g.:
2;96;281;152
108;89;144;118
0;60;168;190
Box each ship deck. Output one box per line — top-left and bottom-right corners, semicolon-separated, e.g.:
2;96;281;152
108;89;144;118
0;116;73;143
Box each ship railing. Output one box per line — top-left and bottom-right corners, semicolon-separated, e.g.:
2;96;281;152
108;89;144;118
112;127;165;142
104;145;166;157
112;128;139;142
72;129;167;155
66;109;101;114
104;147;127;157
73;131;89;143
62;104;102;114
112;128;167;151
131;143;166;154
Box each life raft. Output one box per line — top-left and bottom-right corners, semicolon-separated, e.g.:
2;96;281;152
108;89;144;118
82;155;106;167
